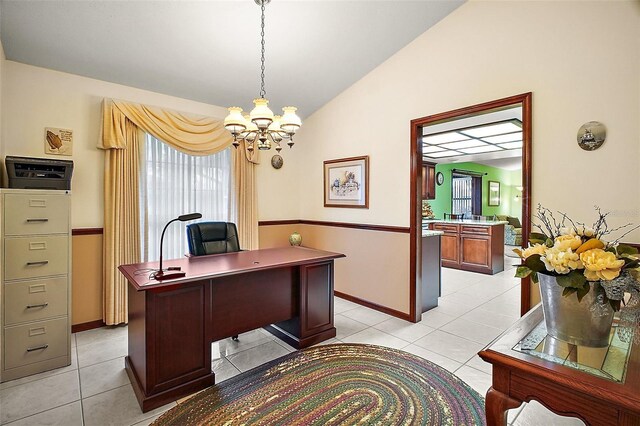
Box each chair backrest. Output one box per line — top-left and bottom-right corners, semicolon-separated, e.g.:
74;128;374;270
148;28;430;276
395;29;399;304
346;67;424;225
444;213;464;220
186;222;240;256
471;214;496;221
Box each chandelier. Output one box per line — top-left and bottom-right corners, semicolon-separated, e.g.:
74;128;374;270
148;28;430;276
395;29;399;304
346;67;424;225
224;0;302;152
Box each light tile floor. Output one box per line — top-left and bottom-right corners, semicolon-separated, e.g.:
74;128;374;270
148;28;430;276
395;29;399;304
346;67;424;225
0;255;585;425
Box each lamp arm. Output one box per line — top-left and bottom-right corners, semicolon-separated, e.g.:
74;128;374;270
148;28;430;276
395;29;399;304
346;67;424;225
158;217;180;274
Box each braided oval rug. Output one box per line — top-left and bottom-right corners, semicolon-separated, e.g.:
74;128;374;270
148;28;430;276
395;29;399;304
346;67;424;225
153;344;486;426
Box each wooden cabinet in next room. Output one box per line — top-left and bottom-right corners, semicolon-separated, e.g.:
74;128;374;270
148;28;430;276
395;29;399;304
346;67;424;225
421;162;436;200
431;222;504;275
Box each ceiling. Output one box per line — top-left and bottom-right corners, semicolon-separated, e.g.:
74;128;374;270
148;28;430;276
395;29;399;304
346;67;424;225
0;0;464;118
422;106;523;170
422;120;522;159
472;155;522;171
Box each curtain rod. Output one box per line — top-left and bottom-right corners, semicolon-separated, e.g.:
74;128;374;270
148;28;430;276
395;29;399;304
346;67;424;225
452;169;488;177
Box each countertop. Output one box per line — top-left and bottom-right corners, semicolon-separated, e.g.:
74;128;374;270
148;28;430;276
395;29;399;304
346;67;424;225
422;230;444;237
423;219;508;226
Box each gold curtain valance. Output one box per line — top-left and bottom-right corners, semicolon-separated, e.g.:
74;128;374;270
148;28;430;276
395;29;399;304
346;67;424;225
99;98;259;163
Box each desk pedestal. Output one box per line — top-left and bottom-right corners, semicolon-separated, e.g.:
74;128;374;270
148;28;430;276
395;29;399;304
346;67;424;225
125;261;336;412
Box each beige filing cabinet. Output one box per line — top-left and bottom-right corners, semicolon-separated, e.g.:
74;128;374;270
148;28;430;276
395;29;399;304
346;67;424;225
0;189;72;382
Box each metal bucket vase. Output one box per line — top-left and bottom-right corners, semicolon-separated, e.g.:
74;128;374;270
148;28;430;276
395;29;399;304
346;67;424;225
538;273;614;347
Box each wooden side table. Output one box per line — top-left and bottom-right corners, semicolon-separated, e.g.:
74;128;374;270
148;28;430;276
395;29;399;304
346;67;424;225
479;305;640;426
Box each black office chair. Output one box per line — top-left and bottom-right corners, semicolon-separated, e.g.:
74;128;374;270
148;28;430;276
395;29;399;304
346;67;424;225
186;222;241;341
186;222;240;256
471;214;496;221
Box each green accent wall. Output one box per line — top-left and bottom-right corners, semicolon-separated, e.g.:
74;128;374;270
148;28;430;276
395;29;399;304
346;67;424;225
508;169;523;218
428;162;522;220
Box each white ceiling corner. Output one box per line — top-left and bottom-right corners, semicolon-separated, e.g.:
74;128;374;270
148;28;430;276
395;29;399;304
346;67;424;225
0;0;465;117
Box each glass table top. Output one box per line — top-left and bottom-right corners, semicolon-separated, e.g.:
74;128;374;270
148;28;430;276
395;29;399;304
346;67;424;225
513;322;633;383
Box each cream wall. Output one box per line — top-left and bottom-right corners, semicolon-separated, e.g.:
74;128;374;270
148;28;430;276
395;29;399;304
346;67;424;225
294;0;639;235
0;40;4;166
279;0;639;314
259;224;410;314
1;61;231;228
255;135;301;221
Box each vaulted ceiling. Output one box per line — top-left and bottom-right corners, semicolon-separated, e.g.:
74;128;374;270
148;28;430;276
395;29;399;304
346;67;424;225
0;0;464;117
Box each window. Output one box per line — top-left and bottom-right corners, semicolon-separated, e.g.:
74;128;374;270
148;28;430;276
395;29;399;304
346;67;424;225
451;172;482;217
451;174;473;217
140;133;232;261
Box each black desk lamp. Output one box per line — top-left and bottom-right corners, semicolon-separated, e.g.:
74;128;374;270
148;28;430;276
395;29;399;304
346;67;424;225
153;212;202;280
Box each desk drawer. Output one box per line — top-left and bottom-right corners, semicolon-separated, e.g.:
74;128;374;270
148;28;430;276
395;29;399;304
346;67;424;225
433;223;459;233
4;277;68;325
461;225;491;235
4;318;69;370
5;236;69;280
4;194;69;236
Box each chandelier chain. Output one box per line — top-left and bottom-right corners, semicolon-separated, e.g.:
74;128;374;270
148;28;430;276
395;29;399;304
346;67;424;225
224;0;300;152
259;1;266;99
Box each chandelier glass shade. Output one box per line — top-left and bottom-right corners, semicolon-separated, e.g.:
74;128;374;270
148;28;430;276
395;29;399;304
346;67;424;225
224;0;302;152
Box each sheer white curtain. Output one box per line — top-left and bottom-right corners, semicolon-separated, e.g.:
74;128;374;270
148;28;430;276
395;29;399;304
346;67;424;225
140;133;232;261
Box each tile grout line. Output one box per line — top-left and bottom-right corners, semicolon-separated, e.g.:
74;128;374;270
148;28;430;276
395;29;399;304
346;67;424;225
74;329;128;348
76;337;86;426
508;403;526;425
77;353;128;370
2;401;81;426
0;372;82;425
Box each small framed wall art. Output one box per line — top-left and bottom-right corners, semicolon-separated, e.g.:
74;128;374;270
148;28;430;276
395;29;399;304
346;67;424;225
324;156;369;208
271;154;283;169
488;181;501;206
45;127;73;156
577;121;606;151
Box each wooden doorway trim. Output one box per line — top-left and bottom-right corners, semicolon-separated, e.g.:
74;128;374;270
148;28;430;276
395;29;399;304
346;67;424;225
409;93;532;322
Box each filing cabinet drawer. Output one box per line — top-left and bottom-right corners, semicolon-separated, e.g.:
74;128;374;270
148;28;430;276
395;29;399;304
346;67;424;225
4;194;69;236
5;236;69;280
4;317;69;370
4;277;68;325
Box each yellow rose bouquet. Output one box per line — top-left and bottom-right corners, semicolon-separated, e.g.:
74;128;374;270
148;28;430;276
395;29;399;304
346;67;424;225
515;205;639;310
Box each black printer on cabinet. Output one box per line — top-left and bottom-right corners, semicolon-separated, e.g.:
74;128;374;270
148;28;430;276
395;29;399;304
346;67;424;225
5;156;73;190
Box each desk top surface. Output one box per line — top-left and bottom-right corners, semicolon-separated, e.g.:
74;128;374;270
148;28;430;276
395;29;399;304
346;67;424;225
119;246;345;291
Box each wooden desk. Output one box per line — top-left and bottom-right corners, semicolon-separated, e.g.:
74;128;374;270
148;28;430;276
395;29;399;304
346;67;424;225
479;305;640;425
119;246;345;412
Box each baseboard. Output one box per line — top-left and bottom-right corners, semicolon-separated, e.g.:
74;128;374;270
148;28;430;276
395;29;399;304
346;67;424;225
72;319;105;333
334;290;412;322
72;228;104;236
